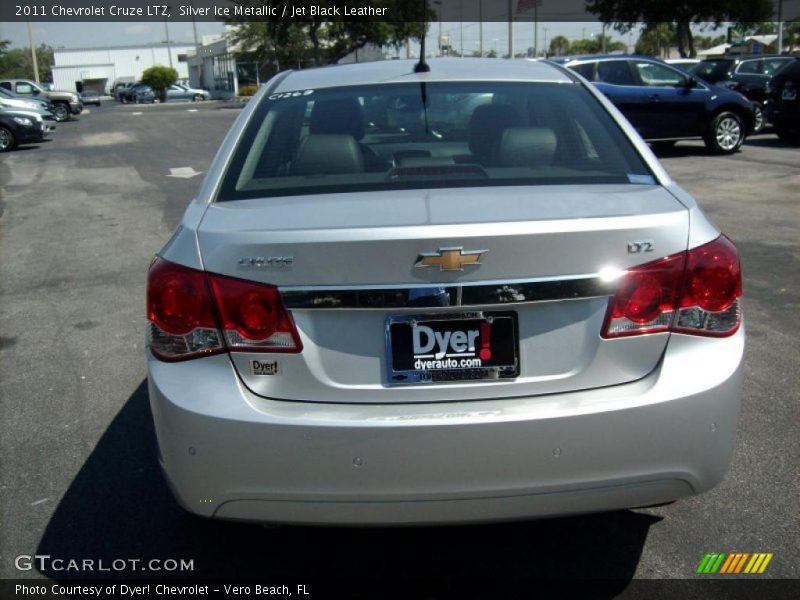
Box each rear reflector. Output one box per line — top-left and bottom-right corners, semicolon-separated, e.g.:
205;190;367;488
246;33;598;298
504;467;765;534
602;235;742;339
147;258;301;361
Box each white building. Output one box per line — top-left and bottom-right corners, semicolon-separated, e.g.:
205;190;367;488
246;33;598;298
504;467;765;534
52;43;195;94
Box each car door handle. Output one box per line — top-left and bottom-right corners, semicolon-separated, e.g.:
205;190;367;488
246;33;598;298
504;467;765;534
648;95;660;102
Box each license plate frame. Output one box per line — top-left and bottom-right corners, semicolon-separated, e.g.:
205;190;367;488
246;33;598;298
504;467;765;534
782;89;796;101
385;311;519;385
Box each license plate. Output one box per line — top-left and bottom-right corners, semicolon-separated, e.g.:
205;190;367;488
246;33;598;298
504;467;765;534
386;312;519;384
782;89;796;101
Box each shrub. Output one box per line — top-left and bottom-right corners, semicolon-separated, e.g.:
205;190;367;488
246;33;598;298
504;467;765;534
141;66;178;102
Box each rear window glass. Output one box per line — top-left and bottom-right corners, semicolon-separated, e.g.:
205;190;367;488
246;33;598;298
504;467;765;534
691;60;732;82
218;81;654;201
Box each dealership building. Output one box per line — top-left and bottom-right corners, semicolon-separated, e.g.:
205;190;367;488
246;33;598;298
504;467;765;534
52;42;194;94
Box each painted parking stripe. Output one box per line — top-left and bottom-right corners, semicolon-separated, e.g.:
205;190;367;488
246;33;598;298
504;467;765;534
187;109;198;112
132;112;142;115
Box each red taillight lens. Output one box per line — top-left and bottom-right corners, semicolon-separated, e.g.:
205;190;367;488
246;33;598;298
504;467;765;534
147;258;223;360
146;258;302;361
602;235;742;339
673;236;742;337
603;253;685;337
208;274;302;352
682;235;741;312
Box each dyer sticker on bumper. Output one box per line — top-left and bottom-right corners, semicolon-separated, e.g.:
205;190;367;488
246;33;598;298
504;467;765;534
386;312;519;385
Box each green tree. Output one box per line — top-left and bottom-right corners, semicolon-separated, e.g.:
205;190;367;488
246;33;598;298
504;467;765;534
587;0;774;58
141;65;178;102
0;44;54;82
635;23;676;57
549;35;570;56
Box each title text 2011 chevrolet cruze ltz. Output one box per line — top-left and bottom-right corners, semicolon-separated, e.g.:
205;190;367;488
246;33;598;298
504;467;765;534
146;59;743;525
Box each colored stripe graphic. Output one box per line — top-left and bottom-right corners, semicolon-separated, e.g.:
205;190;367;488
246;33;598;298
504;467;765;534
702;552;774;575
758;554;774;573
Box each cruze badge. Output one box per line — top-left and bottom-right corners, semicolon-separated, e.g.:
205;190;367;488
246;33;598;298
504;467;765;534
238;256;294;269
414;247;486;272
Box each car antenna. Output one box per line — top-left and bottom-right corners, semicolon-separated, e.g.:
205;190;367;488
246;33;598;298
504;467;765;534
414;0;431;73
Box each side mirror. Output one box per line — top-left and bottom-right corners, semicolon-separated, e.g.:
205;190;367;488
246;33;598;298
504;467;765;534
32;88;41;95
683;76;697;89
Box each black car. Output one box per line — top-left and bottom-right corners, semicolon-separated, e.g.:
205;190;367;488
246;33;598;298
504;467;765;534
0;107;50;152
555;55;755;154
118;83;158;104
765;58;800;144
690;55;795;133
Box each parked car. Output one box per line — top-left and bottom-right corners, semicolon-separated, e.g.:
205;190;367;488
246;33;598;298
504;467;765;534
118;83;158;104
80;90;102;106
556;55;755;153
665;58;700;71
112;81;134;101
764;57;800;144
166;83;211;102
146;58;744;526
0;86;53;112
0;107;55;152
0;79;82;122
690;55;795;133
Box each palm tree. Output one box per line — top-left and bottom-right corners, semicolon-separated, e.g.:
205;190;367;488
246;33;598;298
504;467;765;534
549;35;570;57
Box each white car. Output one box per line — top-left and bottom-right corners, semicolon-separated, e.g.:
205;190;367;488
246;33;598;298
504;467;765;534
146;58;744;525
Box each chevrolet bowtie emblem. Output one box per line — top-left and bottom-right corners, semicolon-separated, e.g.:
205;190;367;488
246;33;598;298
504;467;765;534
414;247;487;272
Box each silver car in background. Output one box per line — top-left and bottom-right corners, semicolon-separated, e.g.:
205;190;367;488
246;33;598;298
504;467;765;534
146;59;744;525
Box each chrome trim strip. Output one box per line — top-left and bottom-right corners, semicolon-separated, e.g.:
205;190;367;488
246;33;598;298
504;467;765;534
280;275;615;310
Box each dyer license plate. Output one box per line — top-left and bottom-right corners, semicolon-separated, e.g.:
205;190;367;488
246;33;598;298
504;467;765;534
386;312;519;384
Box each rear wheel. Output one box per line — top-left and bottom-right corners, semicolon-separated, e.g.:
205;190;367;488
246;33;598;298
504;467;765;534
192;94;203;102
752;103;765;134
52;103;70;122
0;126;15;152
705;111;744;154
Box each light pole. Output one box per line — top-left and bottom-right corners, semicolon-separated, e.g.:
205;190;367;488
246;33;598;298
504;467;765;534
543;27;549;58
163;16;173;69
777;0;783;54
478;0;483;56
433;0;442;57
26;21;40;83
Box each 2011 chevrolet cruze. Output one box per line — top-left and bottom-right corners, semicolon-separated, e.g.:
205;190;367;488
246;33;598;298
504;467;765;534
146;59;744;525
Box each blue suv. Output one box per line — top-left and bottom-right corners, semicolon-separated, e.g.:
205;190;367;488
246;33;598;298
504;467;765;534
553;55;755;154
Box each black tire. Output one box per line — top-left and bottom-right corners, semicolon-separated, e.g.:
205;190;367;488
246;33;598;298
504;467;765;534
52;103;70;122
192;94;203;102
752;103;765;134
121;95;129;104
0;126;15;152
704;111;745;155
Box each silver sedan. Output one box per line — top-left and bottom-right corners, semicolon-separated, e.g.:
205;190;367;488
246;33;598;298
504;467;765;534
146;58;744;525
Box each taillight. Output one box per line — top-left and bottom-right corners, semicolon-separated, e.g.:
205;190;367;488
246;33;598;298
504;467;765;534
146;258;302;361
673;235;742;337
147;258;224;360
208;273;302;352
602;235;742;339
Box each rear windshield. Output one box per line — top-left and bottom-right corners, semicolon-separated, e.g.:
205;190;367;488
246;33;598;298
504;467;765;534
217;81;654;201
690;60;732;82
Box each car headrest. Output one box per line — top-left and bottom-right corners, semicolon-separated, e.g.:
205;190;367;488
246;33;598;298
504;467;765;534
498;127;557;167
310;98;366;140
468;104;525;164
290;134;365;176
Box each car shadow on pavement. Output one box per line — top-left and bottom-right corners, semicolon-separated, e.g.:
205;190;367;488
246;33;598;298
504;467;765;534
36;380;660;592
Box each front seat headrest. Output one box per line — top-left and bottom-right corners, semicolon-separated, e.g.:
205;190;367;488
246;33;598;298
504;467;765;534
498;127;557;167
310;98;366;140
290;134;365;176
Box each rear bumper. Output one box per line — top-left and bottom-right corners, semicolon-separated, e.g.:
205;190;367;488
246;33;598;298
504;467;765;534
148;328;743;525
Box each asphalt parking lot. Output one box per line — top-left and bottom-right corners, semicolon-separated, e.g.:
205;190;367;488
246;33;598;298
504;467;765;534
0;101;798;590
